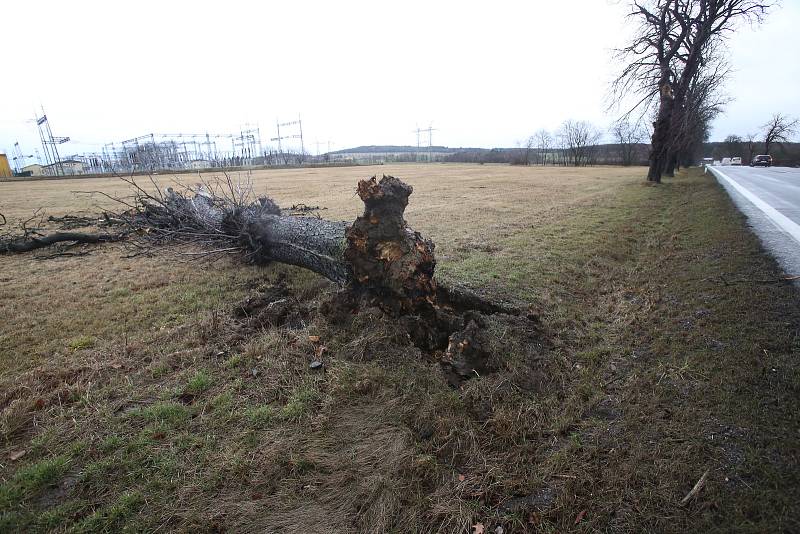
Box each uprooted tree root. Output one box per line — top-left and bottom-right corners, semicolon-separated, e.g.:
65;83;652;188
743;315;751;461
233;274;540;388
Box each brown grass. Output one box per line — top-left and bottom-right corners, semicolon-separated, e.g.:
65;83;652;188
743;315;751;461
0;164;798;533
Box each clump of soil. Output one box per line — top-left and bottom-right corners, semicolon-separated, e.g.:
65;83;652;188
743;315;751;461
233;278;312;330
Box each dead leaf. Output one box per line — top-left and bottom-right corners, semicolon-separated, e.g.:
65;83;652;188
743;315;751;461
9;450;27;461
472;524;485;534
574;510;587;524
308;335;321;343
33;398;45;410
315;345;327;358
458;474;466;482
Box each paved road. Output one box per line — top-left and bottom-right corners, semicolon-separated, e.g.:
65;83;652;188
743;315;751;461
709;165;800;277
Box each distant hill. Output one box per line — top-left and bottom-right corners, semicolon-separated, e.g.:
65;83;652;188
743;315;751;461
330;145;466;155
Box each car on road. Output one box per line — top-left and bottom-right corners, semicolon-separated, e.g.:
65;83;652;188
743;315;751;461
721;157;732;166
731;157;742;165
751;155;772;167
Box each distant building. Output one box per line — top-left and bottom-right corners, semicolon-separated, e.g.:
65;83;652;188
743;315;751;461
43;160;85;176
22;163;44;176
0;154;12;178
188;159;212;170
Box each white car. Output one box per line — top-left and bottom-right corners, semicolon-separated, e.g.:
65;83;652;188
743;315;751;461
731;157;742;166
721;157;732;166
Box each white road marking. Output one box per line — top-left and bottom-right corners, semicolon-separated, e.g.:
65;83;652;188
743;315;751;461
710;167;800;246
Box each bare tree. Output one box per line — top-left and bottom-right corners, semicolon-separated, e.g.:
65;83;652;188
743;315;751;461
668;60;729;171
744;132;759;162
534;129;553;166
610;120;646;165
513;137;535;165
762;113;799;155
558;120;603;167
723;134;743;157
612;0;773;183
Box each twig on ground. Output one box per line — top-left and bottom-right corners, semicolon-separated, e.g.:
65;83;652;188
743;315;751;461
681;469;710;505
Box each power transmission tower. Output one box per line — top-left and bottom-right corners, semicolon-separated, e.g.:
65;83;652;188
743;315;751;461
11;142;33;172
424;124;438;162
35;108;69;176
412;125;423;162
236;124;260;163
271;115;305;165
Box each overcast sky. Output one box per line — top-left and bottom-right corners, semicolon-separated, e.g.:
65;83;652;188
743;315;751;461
1;0;798;159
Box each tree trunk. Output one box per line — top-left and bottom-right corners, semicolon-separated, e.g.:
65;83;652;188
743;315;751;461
241;216;350;285
154;175;439;317
664;151;677;177
647;78;675;183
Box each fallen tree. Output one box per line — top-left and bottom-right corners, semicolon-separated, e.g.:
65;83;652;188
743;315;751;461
2;175;531;380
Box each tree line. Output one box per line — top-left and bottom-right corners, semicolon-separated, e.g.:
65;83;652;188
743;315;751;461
717;114;799;164
444;119;649;167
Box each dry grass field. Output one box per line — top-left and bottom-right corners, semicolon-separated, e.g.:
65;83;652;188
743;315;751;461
1;163;798;532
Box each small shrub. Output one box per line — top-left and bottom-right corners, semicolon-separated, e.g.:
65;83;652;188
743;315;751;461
246;405;276;427
280;387;319;420
68;336;95;351
0;456;70;508
224;354;244;368
136;402;190;426
71;490;144;532
185;370;212;395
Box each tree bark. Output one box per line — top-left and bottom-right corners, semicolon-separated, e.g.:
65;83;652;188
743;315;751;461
241;215;350;285
664;151;677;177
